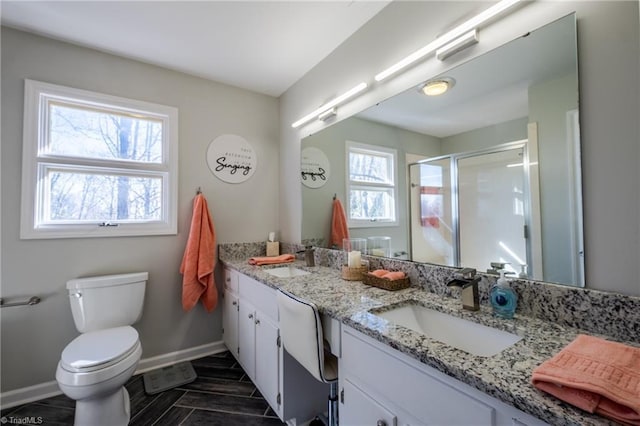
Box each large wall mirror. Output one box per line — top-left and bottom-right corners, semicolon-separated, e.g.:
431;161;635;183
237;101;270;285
301;13;584;287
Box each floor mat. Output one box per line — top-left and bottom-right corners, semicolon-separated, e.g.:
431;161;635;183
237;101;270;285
143;361;197;395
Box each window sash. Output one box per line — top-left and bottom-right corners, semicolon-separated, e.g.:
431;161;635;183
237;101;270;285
38;164;168;225
44;100;165;164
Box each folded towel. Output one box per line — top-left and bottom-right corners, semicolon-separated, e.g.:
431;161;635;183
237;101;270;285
531;334;640;425
249;254;296;266
330;198;349;249
370;269;389;278
382;271;406;280
180;194;218;313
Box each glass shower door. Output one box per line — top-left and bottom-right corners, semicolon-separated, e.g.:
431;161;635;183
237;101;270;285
457;148;527;275
409;158;454;265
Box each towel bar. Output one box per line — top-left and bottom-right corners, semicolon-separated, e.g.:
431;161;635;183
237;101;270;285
0;296;41;308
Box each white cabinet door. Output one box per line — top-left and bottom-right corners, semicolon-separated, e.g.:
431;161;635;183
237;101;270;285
222;291;239;357
238;299;256;380
255;313;281;412
341;378;397;426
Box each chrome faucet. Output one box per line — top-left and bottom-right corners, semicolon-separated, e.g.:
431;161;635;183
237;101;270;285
447;268;480;311
296;245;315;267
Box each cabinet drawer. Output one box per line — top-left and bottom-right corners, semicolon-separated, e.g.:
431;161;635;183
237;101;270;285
342;328;495;425
238;274;277;322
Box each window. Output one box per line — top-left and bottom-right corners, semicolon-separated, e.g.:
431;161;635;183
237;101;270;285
21;80;178;239
346;141;397;227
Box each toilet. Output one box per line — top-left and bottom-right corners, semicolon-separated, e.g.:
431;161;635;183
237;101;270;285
56;272;147;426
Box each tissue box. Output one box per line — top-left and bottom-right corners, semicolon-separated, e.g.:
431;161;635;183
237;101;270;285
266;241;280;257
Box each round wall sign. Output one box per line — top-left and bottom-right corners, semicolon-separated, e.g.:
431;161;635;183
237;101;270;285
207;134;257;184
301;147;330;188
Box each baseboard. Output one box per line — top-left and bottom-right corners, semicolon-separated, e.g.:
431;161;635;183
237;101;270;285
0;340;227;410
135;340;226;374
0;381;61;411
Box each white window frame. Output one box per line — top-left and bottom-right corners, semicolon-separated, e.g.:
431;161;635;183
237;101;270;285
20;79;179;239
346;141;398;228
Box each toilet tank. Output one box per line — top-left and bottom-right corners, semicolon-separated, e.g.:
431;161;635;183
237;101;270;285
67;272;148;333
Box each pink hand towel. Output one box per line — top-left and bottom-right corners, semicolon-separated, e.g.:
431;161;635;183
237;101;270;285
248;254;295;266
330;198;349;249
370;269;390;278
382;271;406;280
531;334;640;425
180;194;218;312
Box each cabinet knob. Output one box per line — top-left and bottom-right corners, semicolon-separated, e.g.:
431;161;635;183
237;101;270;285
248;313;253;319
255;319;260;325
376;420;387;426
232;301;237;306
226;277;230;282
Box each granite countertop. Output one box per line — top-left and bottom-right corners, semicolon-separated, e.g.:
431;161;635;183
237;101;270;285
221;258;623;426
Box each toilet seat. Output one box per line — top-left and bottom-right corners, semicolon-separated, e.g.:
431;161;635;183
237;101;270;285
61;326;139;373
56;326;142;387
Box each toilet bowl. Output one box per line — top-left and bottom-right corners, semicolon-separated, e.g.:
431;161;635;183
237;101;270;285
56;273;147;426
56;326;142;425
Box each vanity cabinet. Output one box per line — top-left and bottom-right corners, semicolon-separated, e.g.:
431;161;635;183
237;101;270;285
235;274;281;412
340;326;548;426
222;268;328;423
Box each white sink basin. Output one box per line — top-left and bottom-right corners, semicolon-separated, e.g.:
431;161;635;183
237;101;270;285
264;266;311;278
373;303;522;357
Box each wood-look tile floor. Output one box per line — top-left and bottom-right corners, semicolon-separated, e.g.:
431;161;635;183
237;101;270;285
1;351;287;426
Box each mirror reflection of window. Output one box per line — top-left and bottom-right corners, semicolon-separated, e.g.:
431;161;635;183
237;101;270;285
346;141;397;227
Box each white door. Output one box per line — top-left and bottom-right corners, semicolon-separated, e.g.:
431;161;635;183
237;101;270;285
341;378;397;426
222;291;239;358
255;314;281;413
238;300;256;380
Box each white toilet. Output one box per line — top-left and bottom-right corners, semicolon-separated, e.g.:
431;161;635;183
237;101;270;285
56;272;147;426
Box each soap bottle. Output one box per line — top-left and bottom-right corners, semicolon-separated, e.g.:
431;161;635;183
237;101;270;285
490;270;517;319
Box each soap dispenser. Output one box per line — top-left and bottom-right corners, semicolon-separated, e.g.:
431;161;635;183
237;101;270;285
490;270;517;319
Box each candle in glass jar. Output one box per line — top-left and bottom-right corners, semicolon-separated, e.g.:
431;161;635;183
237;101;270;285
348;250;361;268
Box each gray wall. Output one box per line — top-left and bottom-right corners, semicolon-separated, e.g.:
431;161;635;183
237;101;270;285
529;73;580;284
1;28;279;392
440;117;529;155
280;1;640;297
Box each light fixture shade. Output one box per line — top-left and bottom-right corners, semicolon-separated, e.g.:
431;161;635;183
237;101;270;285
420;78;455;96
374;0;522;82
291;82;368;128
436;29;479;61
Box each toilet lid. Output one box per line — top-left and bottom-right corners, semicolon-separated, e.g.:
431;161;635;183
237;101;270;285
61;326;139;372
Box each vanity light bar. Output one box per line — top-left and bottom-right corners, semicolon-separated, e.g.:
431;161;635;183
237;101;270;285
436;29;479;61
291;82;368;128
374;0;522;82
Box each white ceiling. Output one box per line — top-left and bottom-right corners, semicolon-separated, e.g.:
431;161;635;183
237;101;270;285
0;0;390;97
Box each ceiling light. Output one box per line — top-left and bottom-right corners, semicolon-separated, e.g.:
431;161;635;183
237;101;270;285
374;0;522;82
291;82;368;128
419;78;455;96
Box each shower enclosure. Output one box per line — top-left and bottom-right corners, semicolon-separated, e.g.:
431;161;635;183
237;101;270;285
409;141;541;278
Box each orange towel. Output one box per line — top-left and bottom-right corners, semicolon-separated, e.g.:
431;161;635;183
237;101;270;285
180;194;218;313
249;254;295;266
382;271;406;280
370;269;389;278
531;334;640;425
330;198;349;249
